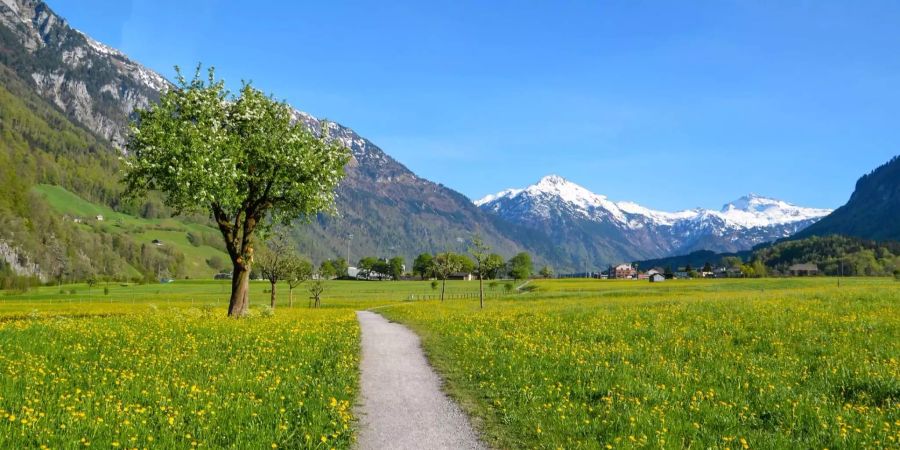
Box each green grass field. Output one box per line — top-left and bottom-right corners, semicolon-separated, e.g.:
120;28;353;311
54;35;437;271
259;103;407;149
0;277;897;448
381;278;900;449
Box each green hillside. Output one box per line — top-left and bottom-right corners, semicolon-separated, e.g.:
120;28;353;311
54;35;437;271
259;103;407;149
0;61;228;286
32;184;229;279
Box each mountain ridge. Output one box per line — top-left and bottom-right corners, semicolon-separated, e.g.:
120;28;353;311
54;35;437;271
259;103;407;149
476;175;832;264
0;0;561;270
795;155;900;241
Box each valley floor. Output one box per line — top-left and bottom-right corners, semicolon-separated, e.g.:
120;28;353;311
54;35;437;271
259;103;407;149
0;278;897;448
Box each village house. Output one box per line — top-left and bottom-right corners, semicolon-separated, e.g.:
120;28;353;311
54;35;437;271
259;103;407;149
649;273;665;282
614;264;636;279
789;263;819;276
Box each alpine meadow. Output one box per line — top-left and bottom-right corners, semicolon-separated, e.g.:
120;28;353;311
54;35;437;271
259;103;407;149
0;1;899;449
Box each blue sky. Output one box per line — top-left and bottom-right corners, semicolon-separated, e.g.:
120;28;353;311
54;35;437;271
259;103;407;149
53;0;900;211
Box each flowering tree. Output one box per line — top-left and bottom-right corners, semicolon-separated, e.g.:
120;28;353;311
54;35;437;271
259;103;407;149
124;67;349;317
469;236;502;309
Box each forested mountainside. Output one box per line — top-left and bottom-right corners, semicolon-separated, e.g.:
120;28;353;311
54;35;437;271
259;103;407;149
0;0;565;282
0;63;211;286
796;155;900;241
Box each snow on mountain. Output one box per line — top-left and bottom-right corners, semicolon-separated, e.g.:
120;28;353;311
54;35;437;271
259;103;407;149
476;175;833;259
717;194;832;228
477;175;831;231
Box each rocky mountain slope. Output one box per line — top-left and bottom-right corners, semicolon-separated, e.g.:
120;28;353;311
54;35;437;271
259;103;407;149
0;0;165;148
0;0;555;269
477;175;832;264
795;155;900;241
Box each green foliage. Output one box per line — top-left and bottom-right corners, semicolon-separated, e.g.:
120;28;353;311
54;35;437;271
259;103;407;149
319;259;348;279
752;235;900;276
413;253;434;279
539;266;554;278
123;66;349;315
206;255;228;272
469;236;502;280
484;254;506;279
388;256;405;280
508;252;533;280
124;66;349;228
433;252;463;280
357;256;379;279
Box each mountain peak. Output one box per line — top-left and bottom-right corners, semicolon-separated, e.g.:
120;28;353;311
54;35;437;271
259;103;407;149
723;193;783;212
536;174;569;186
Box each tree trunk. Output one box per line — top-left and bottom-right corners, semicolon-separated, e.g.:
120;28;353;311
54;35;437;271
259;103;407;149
228;264;250;317
441;278;446;301
270;281;277;309
289;287;294;307
479;274;484;309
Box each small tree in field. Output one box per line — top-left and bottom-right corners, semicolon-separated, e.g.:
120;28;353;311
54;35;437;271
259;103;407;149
433;252;462;302
86;276;98;300
124;67;349;317
308;278;325;308
256;232;293;310
539;265;554;279
286;256;313;307
469;236;502;309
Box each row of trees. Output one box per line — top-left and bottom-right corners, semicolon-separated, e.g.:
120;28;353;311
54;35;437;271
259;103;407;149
357;256;404;280
411;250;534;281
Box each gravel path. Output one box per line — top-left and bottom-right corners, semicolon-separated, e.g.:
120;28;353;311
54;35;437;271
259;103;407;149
354;310;486;450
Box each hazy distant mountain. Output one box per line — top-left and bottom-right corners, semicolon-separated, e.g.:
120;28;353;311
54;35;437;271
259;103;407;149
795;155;900;241
476;175;832;264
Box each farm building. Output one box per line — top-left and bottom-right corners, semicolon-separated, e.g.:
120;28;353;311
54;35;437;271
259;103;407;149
789;263;819;276
649;273;665;282
448;272;474;281
614;264;636;279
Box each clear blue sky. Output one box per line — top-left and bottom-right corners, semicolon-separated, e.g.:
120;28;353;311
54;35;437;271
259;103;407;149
52;0;900;211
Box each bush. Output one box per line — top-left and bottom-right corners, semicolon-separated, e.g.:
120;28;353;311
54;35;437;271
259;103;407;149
504;282;514;293
430;280;439;290
206;255;227;271
103;287;109;295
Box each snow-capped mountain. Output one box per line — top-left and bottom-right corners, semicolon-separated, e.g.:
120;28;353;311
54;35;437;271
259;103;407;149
476;175;832;263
